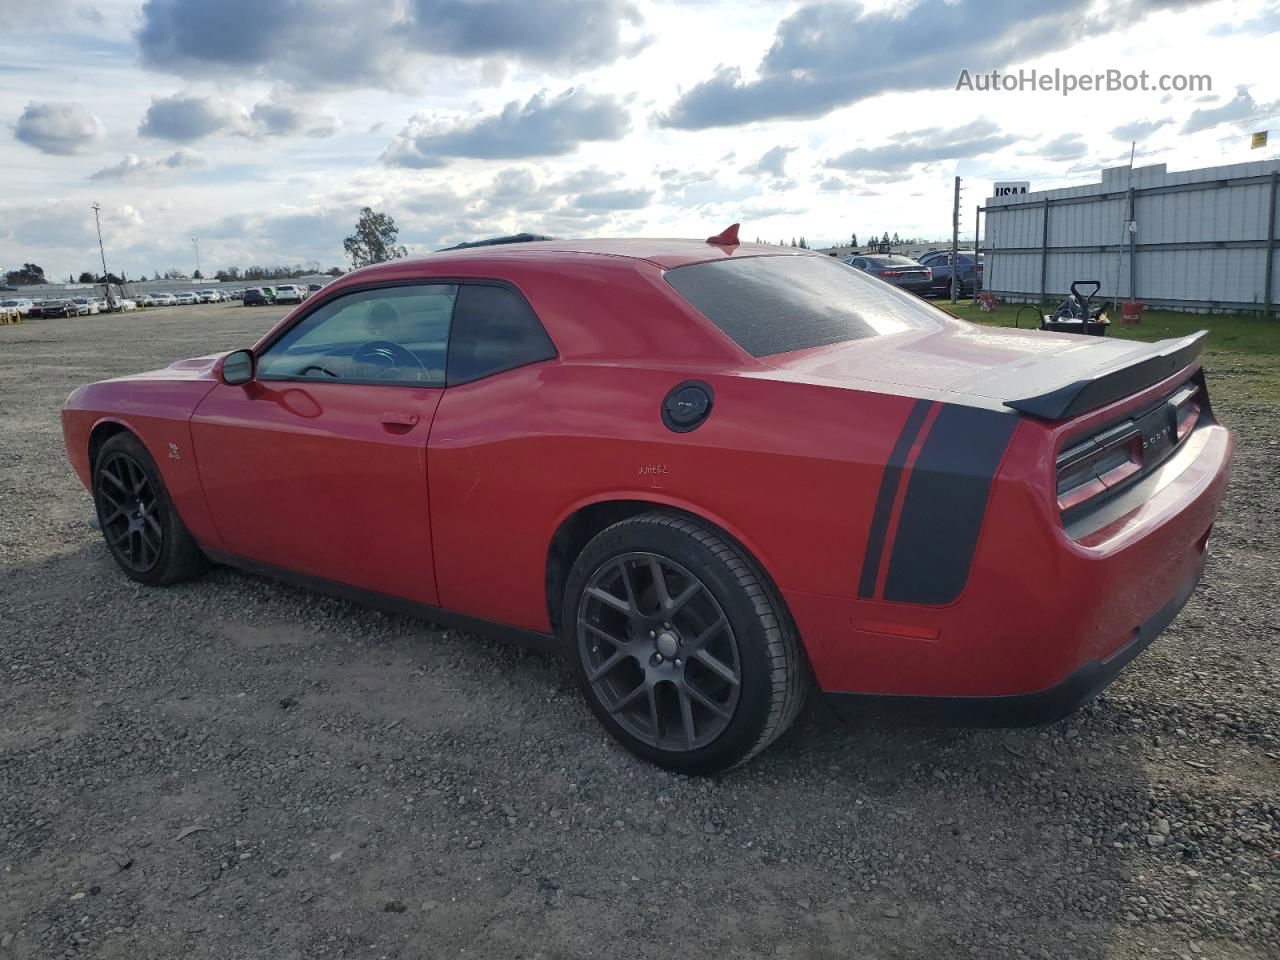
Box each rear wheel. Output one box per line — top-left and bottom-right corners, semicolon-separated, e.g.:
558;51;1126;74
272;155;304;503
93;432;207;585
563;512;807;773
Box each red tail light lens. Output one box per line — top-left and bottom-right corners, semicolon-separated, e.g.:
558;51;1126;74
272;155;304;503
881;270;902;277
1055;381;1204;517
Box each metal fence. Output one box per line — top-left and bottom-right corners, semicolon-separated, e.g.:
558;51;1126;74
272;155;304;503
979;159;1280;315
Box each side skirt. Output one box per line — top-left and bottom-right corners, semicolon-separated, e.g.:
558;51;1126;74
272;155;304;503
203;548;562;657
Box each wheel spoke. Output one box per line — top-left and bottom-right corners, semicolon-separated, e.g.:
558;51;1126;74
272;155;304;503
588;649;629;683
686;616;726;652
646;557;672;611
616;560;639;610
683;679;732;720
693;648;739;686
666;581;701;616
586;586;631;616
677;686;696;750
608;682;646;715
143;513;162;537
100;505;128;525
647;685;661;740
102;469;128;494
582;621;627;648
108;527;132;546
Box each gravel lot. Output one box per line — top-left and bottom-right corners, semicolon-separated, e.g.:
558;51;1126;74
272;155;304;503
1;303;1277;959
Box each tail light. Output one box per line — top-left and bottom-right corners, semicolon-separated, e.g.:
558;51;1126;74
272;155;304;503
881;270;902;277
1055;380;1203;516
923;268;933;279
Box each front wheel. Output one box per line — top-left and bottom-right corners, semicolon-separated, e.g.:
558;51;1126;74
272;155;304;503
563;512;807;774
93;432;208;586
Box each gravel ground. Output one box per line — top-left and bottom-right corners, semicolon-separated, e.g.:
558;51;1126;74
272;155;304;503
1;304;1277;960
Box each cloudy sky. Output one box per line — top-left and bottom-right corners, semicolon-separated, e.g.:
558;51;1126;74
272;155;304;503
2;0;1278;281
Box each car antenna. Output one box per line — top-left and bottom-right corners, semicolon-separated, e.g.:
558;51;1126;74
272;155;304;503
706;223;740;246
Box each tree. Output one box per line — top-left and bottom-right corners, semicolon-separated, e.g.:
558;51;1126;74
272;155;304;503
798;237;808;249
344;207;407;268
4;262;46;285
78;271;95;283
892;232;900;244
850;232;858;247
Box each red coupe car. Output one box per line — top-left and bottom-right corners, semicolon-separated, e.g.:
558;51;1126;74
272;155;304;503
61;228;1233;772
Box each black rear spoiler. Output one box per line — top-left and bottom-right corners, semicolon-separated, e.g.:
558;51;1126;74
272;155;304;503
1004;331;1207;420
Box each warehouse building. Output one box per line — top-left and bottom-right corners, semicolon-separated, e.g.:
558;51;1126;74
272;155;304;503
981;158;1280;314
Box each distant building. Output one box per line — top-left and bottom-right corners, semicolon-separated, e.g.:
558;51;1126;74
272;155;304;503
982;158;1280;313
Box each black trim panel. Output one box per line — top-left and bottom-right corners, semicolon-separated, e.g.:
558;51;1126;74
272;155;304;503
858;398;932;598
827;551;1205;726
204;548;561;656
883;406;1017;605
1005;331;1206;420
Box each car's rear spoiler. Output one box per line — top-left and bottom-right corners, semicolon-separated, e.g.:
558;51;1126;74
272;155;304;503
1004;331;1208;420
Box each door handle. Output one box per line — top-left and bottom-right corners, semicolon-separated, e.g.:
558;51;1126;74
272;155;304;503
380;412;419;426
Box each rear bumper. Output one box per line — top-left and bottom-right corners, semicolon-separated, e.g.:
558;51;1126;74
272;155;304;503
823;550;1204;726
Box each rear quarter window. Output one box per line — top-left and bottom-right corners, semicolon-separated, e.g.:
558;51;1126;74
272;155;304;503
664;254;945;358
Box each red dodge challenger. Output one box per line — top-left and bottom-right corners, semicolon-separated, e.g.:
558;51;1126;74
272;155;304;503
61;229;1233;772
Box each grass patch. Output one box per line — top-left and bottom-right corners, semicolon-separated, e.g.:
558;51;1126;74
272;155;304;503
939;299;1280;406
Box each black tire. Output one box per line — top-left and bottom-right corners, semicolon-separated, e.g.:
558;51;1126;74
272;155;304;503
93;432;208;586
562;512;807;774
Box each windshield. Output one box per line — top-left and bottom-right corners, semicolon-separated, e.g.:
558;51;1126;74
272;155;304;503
664;254;948;358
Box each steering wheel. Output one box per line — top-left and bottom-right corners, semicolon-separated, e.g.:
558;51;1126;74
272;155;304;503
351;340;428;380
299;363;340;378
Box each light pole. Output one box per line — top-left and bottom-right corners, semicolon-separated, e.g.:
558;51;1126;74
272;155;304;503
91;202;115;309
192;237;201;278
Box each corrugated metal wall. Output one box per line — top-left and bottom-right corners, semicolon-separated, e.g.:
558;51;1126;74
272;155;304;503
982;159;1280;312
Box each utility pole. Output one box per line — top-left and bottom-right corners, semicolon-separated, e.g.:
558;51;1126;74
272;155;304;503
950;176;961;304
91;202;115;310
192;237;201;278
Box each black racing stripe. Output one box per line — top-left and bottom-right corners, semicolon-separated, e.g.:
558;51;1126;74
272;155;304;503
883;406;1018;606
857;398;933;598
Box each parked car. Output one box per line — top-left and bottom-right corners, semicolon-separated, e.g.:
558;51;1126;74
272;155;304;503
228;290;244;301
38;299;78;318
241;287;271;306
198;289;222;303
152;293;178;306
307;283;324;294
60;231;1232;773
138;294;157;307
174;292;198;305
0;297;34;316
116;298;137;312
918;250;983;298
71;297;100;316
843;254;933;295
274;284;304;304
260;286;278;303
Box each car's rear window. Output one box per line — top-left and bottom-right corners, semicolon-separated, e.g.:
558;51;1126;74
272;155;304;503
867;256;919;266
664;254;946;358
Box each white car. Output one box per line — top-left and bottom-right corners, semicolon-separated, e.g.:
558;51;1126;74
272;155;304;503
198;289;221;303
116;298;137;311
274;284;305;304
0;297;34;316
174;292;198;305
71;297;100;315
152;293;178;306
138;294;156;307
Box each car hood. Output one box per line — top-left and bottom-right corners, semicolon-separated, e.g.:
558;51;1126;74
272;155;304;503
105;353;225;383
760;321;1206;419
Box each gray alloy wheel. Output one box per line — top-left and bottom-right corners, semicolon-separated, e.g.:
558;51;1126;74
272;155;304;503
577;551;743;752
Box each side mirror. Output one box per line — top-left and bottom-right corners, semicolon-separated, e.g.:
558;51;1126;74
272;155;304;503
220;349;255;386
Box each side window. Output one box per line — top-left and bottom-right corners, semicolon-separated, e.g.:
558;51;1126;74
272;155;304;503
446;284;556;385
852;258;868;270
257;284;457;386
